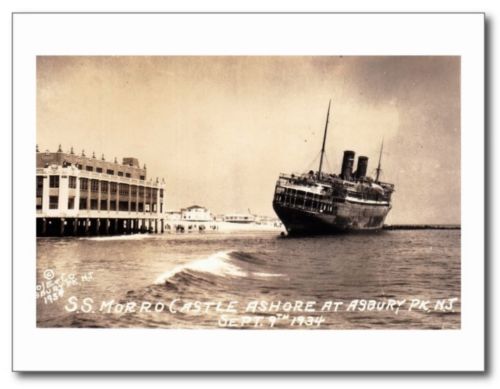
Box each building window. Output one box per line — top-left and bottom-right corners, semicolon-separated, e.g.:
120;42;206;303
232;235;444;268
153;189;158;198
100;199;107;210
125;172;131;178
80;178;88;190
130;202;136;211
96;167;103;173
109;200;116;210
117;171;124;177
146;187;152;197
91;179;99;192
77;164;83;170
68;197;75;209
106;169;114;175
101;181;108;193
90;199;98;210
139;186;144;196
131;185;137;196
49;176;59;188
36;197;42;210
79;197;88;210
36;176;44;196
68;176;77;189
160;189;164;198
110;182;117;194
138;202;144;212
49;196;58;209
36;176;44;189
140;175;145;180
119;201;128;211
119;184;129;196
86;166;94;172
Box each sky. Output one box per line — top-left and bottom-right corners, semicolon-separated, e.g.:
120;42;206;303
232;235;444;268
37;56;460;224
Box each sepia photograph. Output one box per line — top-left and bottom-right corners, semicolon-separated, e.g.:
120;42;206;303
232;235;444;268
10;11;485;373
35;55;461;330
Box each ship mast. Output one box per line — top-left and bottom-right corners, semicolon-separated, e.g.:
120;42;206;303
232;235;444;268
375;138;384;182
317;99;331;178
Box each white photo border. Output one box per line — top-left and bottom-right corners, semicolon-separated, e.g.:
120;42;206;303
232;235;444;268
12;13;484;372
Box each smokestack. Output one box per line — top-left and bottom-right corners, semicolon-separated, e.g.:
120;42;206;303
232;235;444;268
340;150;355;180
355;156;369;178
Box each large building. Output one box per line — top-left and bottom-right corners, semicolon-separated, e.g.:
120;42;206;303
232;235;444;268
180;205;213;222
36;145;166;236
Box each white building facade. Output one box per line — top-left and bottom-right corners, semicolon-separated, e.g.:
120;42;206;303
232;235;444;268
180;205;213;222
36;149;166;236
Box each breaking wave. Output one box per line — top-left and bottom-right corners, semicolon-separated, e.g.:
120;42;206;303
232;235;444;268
154;250;282;286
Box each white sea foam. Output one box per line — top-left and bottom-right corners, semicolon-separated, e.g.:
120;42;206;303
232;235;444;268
253;272;284;278
154;251;282;284
154;251;246;284
82;234;153;241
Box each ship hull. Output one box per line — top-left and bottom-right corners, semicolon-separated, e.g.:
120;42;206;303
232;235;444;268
273;201;391;236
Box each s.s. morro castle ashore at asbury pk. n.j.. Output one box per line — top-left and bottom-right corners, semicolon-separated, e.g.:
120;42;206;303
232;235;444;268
35;142;458;237
35;138;458;237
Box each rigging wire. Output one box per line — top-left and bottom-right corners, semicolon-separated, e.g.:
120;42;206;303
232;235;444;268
323;153;333;174
304;151;321;172
370;168;382;180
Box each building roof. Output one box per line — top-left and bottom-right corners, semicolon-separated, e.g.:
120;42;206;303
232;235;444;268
185;205;207;210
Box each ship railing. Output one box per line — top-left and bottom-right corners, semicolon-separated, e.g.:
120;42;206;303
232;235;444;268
278;173;351;189
276;176;325;190
345;189;391;203
274;188;345;214
278;172;303;179
274;196;337;214
277;172;314;181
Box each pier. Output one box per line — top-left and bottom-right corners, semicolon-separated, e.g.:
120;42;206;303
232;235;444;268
36;217;163;236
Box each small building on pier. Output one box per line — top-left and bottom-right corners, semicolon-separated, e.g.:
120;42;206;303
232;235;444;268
180;205;213;222
36;146;167;236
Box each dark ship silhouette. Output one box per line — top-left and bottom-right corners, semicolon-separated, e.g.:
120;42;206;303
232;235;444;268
272;101;395;235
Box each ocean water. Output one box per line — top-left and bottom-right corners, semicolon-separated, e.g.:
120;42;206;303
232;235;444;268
36;230;461;329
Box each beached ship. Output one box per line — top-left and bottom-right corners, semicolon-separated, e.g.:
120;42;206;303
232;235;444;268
272;101;394;235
